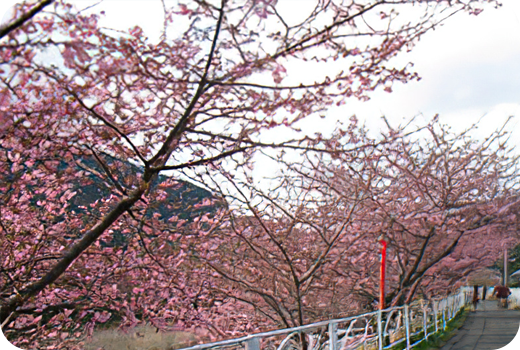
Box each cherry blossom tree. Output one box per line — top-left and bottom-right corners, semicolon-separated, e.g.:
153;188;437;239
145;118;518;350
299;118;520;308
0;0;504;347
181;117;520;341
198;164;369;329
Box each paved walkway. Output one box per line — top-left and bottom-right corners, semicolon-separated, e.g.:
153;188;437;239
439;300;520;350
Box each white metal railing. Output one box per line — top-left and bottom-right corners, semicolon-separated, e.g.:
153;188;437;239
179;289;472;350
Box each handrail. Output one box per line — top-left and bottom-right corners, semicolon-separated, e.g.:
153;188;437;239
179;289;474;350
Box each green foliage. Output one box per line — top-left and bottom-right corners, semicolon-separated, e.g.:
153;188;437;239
390;307;469;350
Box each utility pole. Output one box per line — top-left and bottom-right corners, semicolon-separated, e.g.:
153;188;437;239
504;249;508;286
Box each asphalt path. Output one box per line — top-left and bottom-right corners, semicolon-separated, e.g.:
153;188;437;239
439;300;520;350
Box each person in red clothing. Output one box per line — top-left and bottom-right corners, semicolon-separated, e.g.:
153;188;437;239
493;285;511;308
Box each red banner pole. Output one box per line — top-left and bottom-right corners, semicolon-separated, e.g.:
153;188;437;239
380;239;387;310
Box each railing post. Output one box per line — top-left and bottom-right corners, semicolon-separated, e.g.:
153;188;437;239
451;297;455;319
404;304;411;350
446;296;453;322
442;307;446;331
378;310;383;350
246;337;260;350
433;301;438;333
329;322;337;350
423;304;428;341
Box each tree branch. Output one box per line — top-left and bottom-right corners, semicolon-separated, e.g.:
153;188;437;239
0;184;147;325
0;0;55;40
149;0;227;167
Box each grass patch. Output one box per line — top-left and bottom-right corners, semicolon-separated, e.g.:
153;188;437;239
402;307;470;350
84;325;200;350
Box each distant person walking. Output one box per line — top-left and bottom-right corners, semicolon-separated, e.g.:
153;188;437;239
492;285;511;308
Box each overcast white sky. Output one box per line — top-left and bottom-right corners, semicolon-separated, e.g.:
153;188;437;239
347;0;520;139
2;0;520;139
